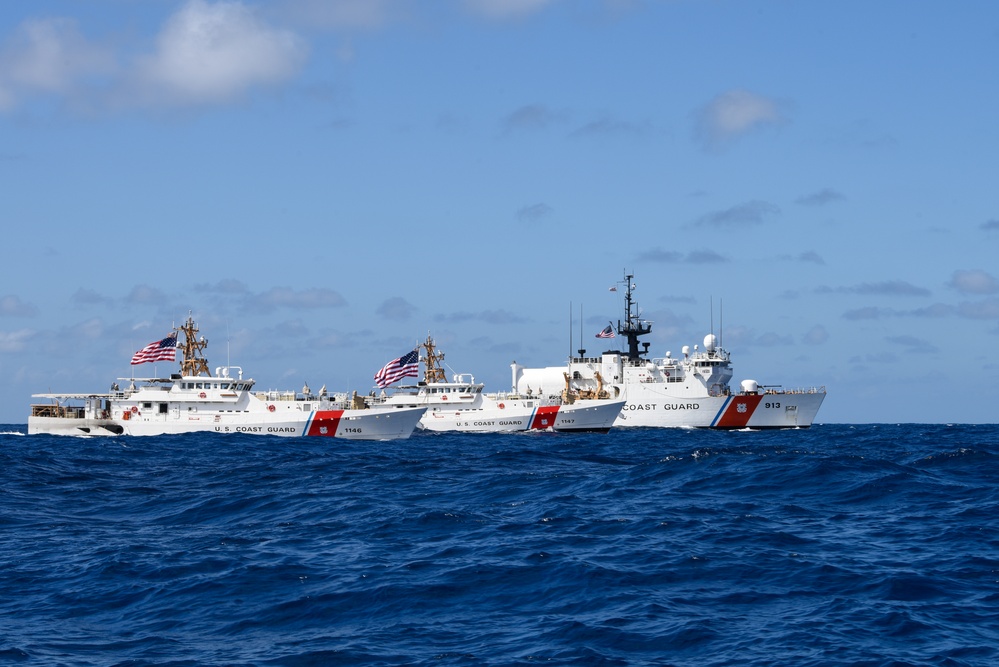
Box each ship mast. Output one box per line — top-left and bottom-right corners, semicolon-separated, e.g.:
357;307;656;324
616;272;652;362
179;314;211;377
421;334;446;383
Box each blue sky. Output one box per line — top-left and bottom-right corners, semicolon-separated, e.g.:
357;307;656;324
2;0;998;425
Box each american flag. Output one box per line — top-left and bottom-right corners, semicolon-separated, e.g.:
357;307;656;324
374;348;419;388
595;324;616;339
131;334;178;365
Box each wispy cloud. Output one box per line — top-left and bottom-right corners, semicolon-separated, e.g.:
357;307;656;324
692;200;780;228
842;306;893;320
71;288;114;306
842;300;996;321
886;335;938;353
780;251;825;264
517;203;553;222
795;189;845;206
249;287;347;311
637;248;727;264
0;328;34;352
435;309;528;325
798;251;825;265
195;279;252;295
376;297;417;321
0;17;115;112
948;269;999;295
0;295;37;317
501;104;567;134
568;115;650;139
819;281;931;297
956;298;999;320
125;285;170;305
802;325;828;345
980;219;999;232
693;89;786;151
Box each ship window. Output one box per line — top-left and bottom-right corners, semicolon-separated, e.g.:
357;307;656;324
158;403;168;414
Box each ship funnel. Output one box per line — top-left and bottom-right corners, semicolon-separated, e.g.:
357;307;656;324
511;361;523;392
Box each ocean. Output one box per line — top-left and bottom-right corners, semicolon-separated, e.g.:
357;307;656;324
1;424;996;666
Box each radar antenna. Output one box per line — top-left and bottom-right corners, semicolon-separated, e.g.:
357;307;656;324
179;313;211;377
420;334;446;383
616;272;652;362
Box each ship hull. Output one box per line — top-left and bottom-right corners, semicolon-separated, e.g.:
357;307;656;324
616;386;825;429
29;406;426;440
418;399;625;433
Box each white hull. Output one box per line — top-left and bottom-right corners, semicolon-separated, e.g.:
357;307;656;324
28;398;426;440
417;396;625;433
615;385;825;429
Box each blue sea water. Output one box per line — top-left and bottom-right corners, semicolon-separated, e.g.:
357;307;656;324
1;424;997;667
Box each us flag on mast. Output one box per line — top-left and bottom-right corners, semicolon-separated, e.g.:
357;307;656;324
595;324;616;339
131;334;178;365
374;348;419;388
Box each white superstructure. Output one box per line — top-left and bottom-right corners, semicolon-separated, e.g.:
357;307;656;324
512;274;826;429
29;316;425;440
372;335;624;433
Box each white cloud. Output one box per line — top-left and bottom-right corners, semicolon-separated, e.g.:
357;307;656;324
0;17;114;110
694;89;786;151
948;269;999;295
802;325;829;345
128;0;308;108
0;329;35;352
0;295;37;317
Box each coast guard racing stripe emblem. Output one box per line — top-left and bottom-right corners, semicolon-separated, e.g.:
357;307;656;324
530;406;561;430
306;410;345;436
711;395;763;428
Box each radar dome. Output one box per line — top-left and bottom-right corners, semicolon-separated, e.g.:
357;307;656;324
703;334;717;353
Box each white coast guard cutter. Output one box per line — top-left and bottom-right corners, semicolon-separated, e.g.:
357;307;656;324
28;315;425;439
512;274;826;429
371;335;625;433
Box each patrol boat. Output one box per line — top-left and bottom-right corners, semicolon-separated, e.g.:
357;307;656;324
28;315;425;439
511;274;826;429
372;335;625;433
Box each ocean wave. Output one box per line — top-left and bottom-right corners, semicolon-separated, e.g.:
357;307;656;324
1;424;997;666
